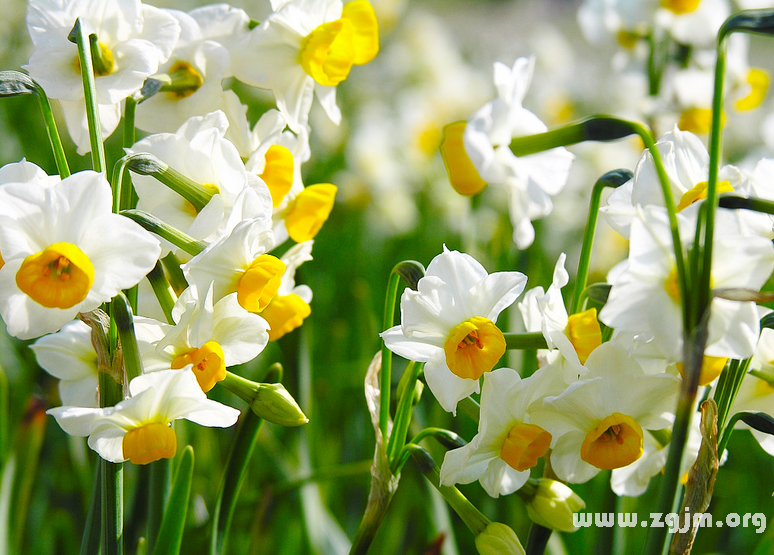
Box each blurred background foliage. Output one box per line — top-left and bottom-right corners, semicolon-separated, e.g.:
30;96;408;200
3;0;774;554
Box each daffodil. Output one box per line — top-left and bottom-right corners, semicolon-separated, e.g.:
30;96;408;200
602;126;742;238
48;369;240;464
444;57;574;249
380;247;527;414
135;284;269;392
231;0;379;131
440;367;558;497
128;111;273;252
599;206;774;362
0;170;160;340
24;0;180;153
530;342;680;483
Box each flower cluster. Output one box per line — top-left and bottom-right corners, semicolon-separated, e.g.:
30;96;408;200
1;0;379;465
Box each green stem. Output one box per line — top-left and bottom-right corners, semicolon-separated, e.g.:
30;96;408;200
68;20;105;172
147;458;172;555
380;271;401;443
124;96;136;151
503;332;548;350
386;361;422;468
146;261;177;325
99;368;124;555
112;293;142;383
570;169;632;314
120;209;207;256
35;85;70;178
714;358;751;434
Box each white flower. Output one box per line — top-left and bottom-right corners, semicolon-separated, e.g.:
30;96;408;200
530;342;680;483
24;0;180;153
31;320;98;407
135;283;270;392
448;57;574;249
0;170;160;339
128;111;273;252
0;159;60;189
230;0;379;131
603;126;743;238
440;367;558;497
380;247;527;414
599;206;774;361
48;369;240;464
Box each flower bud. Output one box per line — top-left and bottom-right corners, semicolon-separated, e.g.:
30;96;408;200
251;382;309;427
474;522;525;555
524;478;585;533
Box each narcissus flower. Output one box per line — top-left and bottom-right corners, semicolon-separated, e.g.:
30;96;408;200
530;342;680;483
48;369;240;464
440;368;556;497
135;284;269;392
231;0;379;131
381;247;527;414
0;171;160;339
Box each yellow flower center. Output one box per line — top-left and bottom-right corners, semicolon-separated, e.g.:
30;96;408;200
16;242;95;309
580;413;643;470
565;308;602;365
443;317;506;380
664;266;681;304
284;184;337;242
500;423;552;472
261;293;312;341
166;60;204;100
676;180;734;212
736;68;769;112
72;41;115;77
661;0;701;14
616;29;639;49
676;355;728;386
298;0;378;87
261;145;295;207
677;107;713;135
122;422;177;465
170;341;226;392
237;254;285;312
0;249;4;271
440;121;487;196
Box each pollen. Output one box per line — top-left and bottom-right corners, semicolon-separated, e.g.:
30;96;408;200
580;413;643;470
284;184;337;242
565;308;602;364
171;341;227;392
16;242;95;309
443;317;506;380
500;423;552;472
122;422;177;465
440;121;487;196
237;254;285;312
261;145;295;207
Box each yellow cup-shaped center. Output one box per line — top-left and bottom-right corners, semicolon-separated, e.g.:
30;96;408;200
580;413;643;470
565;308;602;365
171;340;226;392
341;0;379;65
166;60;204;99
676;355;728;386
122;422;177;465
16;242;95;309
676;180;733;212
661;0;701;14
440;121;487;196
285;184;337;242
500;423;552;472
443;317;505;380
237;254;285;313
261;144;295;208
261;293;311;341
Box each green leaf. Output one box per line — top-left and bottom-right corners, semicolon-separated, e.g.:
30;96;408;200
152;446;194;555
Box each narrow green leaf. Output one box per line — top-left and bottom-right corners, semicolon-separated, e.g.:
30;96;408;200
209;410;263;555
79;465;101;555
0;456;15;555
152;446;194;555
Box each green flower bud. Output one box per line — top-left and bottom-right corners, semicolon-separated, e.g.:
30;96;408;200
474;522;526;555
251;382;309;427
524;478;585;533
